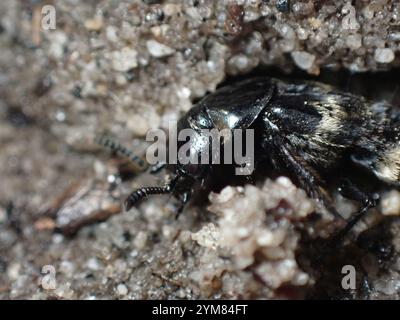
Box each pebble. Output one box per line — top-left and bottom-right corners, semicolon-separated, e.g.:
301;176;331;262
52;234;64;244
191;223;220;250
86;257;101;271
7;262;21;281
244;8;260;22
116;283;128;296
291;51;316;71
374;48;395;63
110;47;138;72
60;260;75;275
54;283;75;299
84;16;103;31
126;114;150;137
346;33;362;50
163;3;181;16
55;111;66;122
34;217;55;231
0;207;6;223
162;225;178;240
150;25;169;38
105;26;118;42
133;231;148;250
292;2;314;16
276;0;290;13
48;32;68;59
381;190;400;216
146;40;175;58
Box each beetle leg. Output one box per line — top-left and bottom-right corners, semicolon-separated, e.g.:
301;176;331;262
337;178;374;204
331;198;375;245
331;179;377;243
175;191;191;219
274;138;344;221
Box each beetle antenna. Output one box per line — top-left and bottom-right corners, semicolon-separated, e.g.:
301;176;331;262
95;135;148;171
124;173;183;211
124;185;171;211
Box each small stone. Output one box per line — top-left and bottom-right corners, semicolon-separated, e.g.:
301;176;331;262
244;8;260;22
291;51;316;71
60;261;75;275
276;0;290;13
52;234;64;244
7;262;20;281
105;26;118;42
308;17;321;29
185;7;203;23
34;217;55;231
292;2;314;16
209;186;238;204
362;5;375;19
176;86;191;100
374;279;398;295
126;114;150;137
146;40;175;58
179;230;192;243
177;288;187;299
277;23;295;45
162;225;178;240
346;33;362;50
292;272;310;286
55;111;66;122
191;223;220;250
163;3;181;16
115;73;127;86
150;25;169;38
84;16;103;31
86;257;100;271
54;283;74;299
94;84;107;96
297;27;309;40
133;231;148;250
48;32;68;59
374;48;395;64
110;47;138;72
256;230;275;246
0;207;6;223
228;54;251;73
388;33;400;41
116;283;128;296
381;190;400;216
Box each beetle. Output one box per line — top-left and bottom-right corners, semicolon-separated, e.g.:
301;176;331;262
98;77;400;232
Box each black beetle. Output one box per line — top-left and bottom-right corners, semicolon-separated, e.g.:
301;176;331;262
125;77;276;213
100;77;400;230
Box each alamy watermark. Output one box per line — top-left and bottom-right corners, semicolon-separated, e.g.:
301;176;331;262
341;264;356;290
40;5;56;30
145;121;255;175
40;265;57;290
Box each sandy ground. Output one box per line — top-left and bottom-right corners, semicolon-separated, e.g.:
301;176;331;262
1;0;400;299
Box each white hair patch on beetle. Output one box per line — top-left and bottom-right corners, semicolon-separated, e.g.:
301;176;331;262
315;99;347;135
375;146;400;184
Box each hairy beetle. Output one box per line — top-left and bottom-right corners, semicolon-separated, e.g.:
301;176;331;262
99;77;400;230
